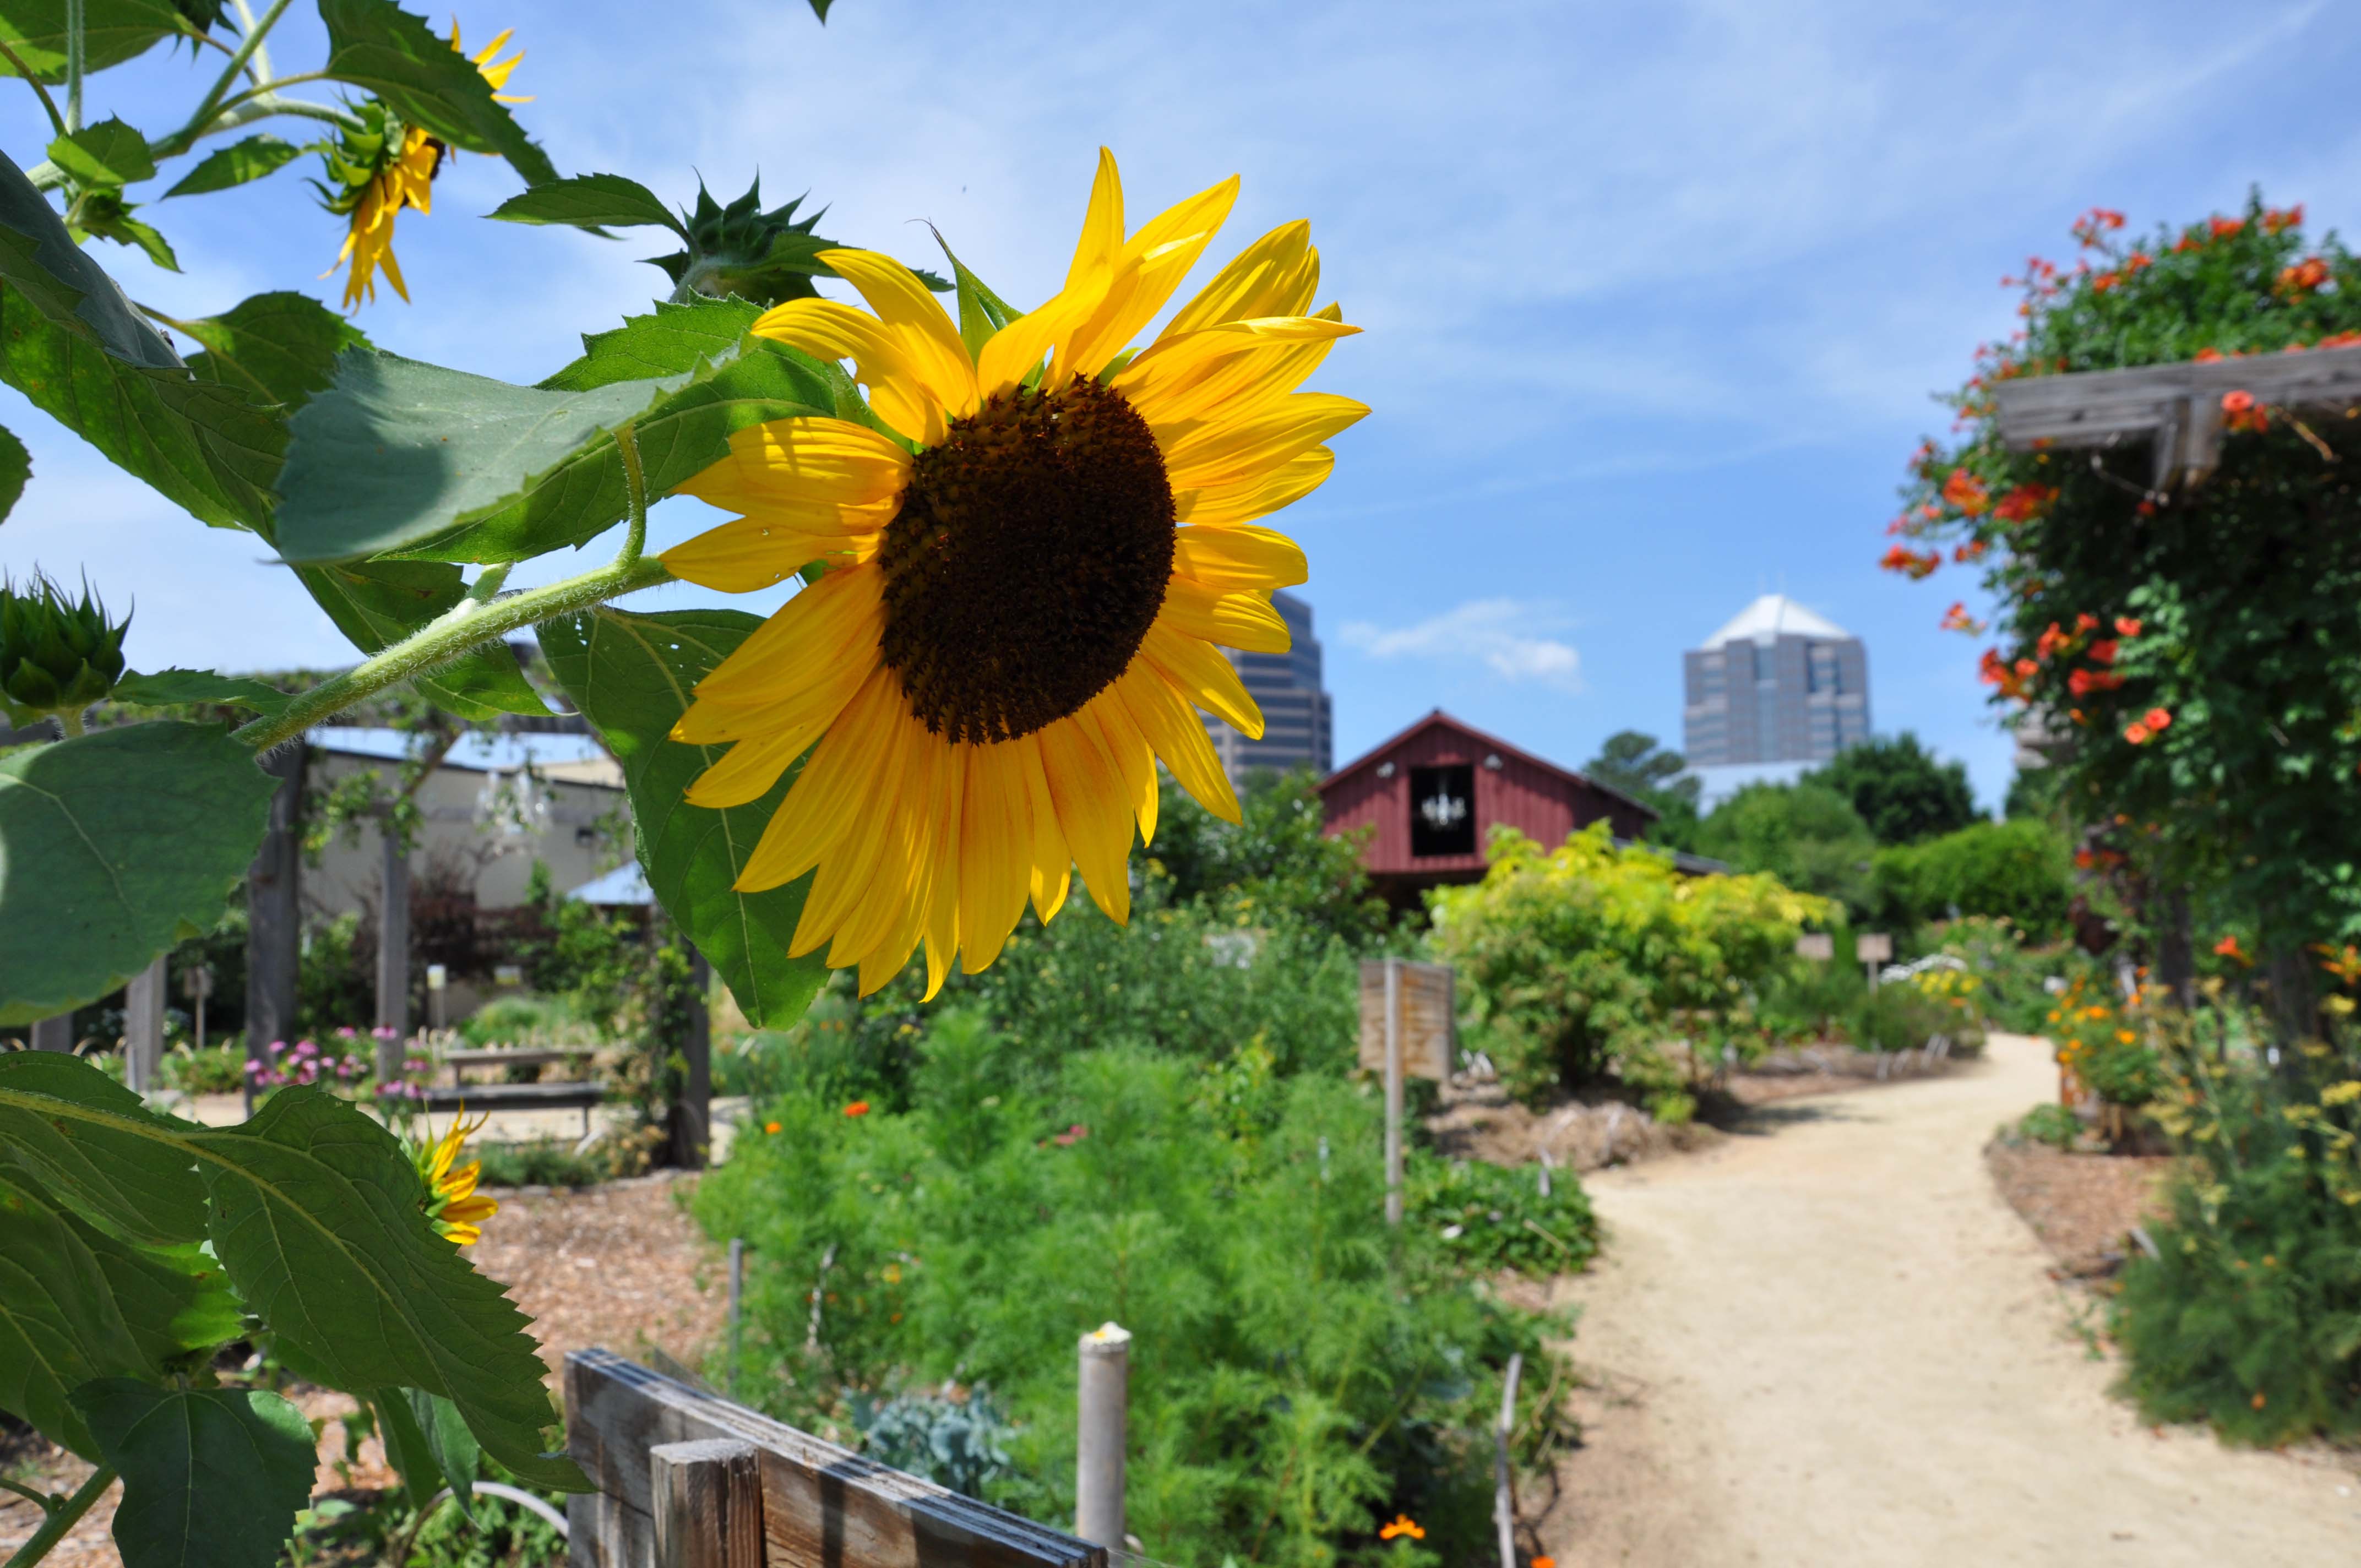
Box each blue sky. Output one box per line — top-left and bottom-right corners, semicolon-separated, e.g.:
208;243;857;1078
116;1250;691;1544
2;0;2354;807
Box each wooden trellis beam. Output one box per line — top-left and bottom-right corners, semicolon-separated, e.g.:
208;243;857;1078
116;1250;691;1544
1989;341;2361;490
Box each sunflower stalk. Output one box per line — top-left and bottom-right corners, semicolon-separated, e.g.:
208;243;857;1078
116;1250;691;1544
2;1464;116;1568
61;0;80;132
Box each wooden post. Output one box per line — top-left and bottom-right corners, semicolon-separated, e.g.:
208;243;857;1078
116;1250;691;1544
1383;957;1403;1227
124;954;165;1096
245;743;306;1114
29;1013;73;1052
376;826;410;1080
670;949;712;1170
649;1439;764;1568
1075;1323;1130;1550
183;965;212;1053
1493;1351;1523;1568
725;1238;744;1399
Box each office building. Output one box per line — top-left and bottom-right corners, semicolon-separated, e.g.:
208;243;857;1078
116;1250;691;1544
1683;594;1870;767
1204;590;1333;782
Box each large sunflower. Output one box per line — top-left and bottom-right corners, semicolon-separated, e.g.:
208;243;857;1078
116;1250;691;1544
323;25;527;311
662;149;1365;998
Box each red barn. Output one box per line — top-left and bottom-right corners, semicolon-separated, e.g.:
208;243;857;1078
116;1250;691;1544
1318;710;1662;905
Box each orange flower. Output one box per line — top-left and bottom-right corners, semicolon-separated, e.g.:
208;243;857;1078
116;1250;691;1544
764;1120;782;1134
2123;721;2151;744
2209;215;2244;240
2142;707;2171;731
2074;613;2099;633
1951;540;1988;564
1940;602;1984;634
2193;347;2224;363
2114;616;2142;637
2215;934;2250;965
1992;483;2058;524
1879;544;1941;580
2015;657;2038;678
2222;389;2256;414
2036;622;2071;660
2262;204;2304;235
2277;257;2330;293
844;1101;871;1118
1379;1516;1426;1542
2314;943;2361;984
1941;469;1990;516
2087;639;2118;664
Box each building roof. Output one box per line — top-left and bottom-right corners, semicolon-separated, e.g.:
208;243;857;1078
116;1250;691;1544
311;726;618;782
1701;593;1850;648
567;861;654;906
1320;709;1659;821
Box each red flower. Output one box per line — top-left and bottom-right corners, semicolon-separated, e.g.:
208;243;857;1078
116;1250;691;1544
2215;934;2251;966
2114;616;2142;636
2143;707;2172;731
1941;469;1990;516
2074;848;2096;869
2262;204;2304;235
2222;389;2256;414
1940;602;1984;634
2123;721;2152;745
2036;622;2071;660
2087;639;2118;665
2015;657;2038;678
844;1101;871;1117
1879;544;1941;580
1053;1123;1088;1146
2209;215;2245;240
2277;257;2330;293
2193;347;2225;363
1951;540;1988;564
1992;483;2058;524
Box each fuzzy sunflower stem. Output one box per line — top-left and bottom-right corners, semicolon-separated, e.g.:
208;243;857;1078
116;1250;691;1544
58;708;85;738
227;0;274;84
61;0;82;133
174;0;293;145
615;421;651;568
3;1464;116;1568
232;551;672;755
0;36;67;139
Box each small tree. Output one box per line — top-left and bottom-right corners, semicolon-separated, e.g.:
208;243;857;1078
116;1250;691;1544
1808;732;1979;846
1690;780;1878;917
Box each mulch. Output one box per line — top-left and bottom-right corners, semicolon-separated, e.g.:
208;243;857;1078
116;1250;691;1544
0;1173;728;1567
1984;1140;2175;1278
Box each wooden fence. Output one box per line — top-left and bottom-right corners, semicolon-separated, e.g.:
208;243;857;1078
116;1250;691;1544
565;1349;1104;1568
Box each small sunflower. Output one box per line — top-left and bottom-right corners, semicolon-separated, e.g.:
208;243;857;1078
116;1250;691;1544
416;1107;499;1245
662;149;1364;998
320;24;528;311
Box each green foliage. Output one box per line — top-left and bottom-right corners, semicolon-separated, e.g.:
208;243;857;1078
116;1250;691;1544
0;421;26;520
0;146;180;367
2011;1102;2084;1150
486;172;690;238
1897;192;2361;976
642;176;946;308
1146;767;1395;947
696;1022;1564;1565
1430;824;1831;1115
2115;1015;2361;1444
75;1381;317;1568
1581;729;1699;814
176;290;368;409
0;1055;584;1491
161;134;304;199
542;607;829;1030
1870;818;2074;939
536;296;763;391
48;117;155;188
1808;732;1979;846
1405;1153;1597;1275
0;722;275;1026
1690;780;1877;917
0;0;193;81
296;912;374;1038
112;667;290;715
314;0;555;187
470;1139;604;1190
160;1043;247;1095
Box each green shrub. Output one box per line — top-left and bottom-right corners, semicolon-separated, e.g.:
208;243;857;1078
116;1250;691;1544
160;1042;248;1095
1431;824;1831;1115
1872;819;2073;941
694;1015;1566;1565
1808;732;1979;845
472;1139;605;1189
2010;1103;2083;1150
1406;1153;1597;1275
296;910;374;1038
1690;781;1878;917
460;992;599;1049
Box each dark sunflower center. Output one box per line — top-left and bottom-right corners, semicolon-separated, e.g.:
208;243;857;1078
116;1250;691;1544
878;377;1175;745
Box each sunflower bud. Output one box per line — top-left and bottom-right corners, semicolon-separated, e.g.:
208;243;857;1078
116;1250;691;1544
653;177;949;308
1;573;129;725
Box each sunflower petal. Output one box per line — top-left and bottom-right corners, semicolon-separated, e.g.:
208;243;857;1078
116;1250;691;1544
1163;219;1320;336
1016;735;1072;923
1172;524;1308;592
1087;692;1160;845
1058;175;1241;381
1117;663;1239;824
1038;715;1133;923
753;298;952;447
820;248;980;426
1064;148;1126;293
1161;391;1369;491
1160;579;1292;654
1177;447;1336;529
1142;622;1264;739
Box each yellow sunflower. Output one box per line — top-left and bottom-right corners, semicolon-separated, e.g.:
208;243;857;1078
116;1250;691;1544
416;1107;499;1245
661;149;1365;998
328;25;529;311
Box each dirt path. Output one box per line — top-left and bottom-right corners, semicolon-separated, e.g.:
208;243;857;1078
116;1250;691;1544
1537;1032;2359;1567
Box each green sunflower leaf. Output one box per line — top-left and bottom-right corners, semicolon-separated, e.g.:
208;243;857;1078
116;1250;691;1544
0;722;276;1026
376;1388;480;1520
541;607;830;1029
72;193;178;271
0;421;29;520
0;0;187;83
0;145;181;368
162;134;304;199
0;1059;587;1491
486;172;688;240
75;1380;318;1568
932;227;1020;361
317;0;557;190
47;117;156;189
177;290;369;410
537;297;761;392
807;0;832;18
296;559;550;720
112;668;291;715
273;337;835;565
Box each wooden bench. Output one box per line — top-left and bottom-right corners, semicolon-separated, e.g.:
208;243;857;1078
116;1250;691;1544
442;1047;599;1085
418;1080;607;1138
566;1349;1100;1568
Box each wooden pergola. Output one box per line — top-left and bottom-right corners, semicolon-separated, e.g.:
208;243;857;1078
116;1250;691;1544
1989;341;2361;490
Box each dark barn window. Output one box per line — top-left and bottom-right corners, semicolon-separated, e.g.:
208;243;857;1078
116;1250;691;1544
1408;764;1476;857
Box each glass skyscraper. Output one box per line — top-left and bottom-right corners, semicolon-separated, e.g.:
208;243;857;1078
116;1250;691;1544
1682;594;1870;767
1203;590;1334;783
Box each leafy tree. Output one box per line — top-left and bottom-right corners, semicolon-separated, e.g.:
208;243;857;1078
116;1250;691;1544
1582;729;1700;810
1690;781;1878;917
1807;732;1979;845
1871;818;2074;939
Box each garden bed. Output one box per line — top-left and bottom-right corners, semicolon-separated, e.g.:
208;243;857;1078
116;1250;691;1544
1984;1139;2173;1278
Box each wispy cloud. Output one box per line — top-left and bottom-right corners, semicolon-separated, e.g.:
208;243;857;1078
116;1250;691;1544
1340;599;1581;691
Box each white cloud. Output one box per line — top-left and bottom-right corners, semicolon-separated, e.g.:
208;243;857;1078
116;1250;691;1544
1340;599;1582;691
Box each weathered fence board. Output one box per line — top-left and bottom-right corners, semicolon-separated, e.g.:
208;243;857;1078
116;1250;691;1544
651;1439;764;1568
565;1349;1104;1568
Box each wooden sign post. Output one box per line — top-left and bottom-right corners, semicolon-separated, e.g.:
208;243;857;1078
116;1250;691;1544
1794;933;1834;961
1857;932;1893;992
1359;959;1454;1227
